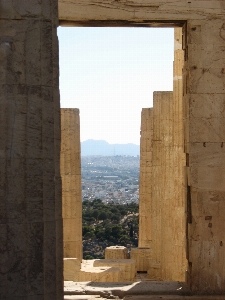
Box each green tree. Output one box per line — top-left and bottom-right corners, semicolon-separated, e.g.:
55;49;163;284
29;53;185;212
82;200;90;207
119;235;130;245
92;209;99;220
104;225;112;239
84;231;95;239
111;213;121;222
91;198;103;207
98;211;107;221
83;225;93;236
129;224;134;238
84;254;94;260
111;225;122;239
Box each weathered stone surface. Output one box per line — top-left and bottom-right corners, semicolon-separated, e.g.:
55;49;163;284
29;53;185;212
61;108;82;261
183;17;225;293
105;246;128;259
1;0;225;296
149;91;174;281
140;34;187;280
138;29;186;282
79;260;121;282
64;258;136;283
130;248;152;272
64;280;191;298
169;28;186;282
94;259;136;282
139;108;153;248
0;0;63;299
58;0;225;23
64;258;81;281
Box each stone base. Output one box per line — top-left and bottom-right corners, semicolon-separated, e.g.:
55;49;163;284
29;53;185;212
93;259;136;281
64;258;81;281
147;263;162;281
64;258;136;282
79;260;121;282
130;248;152;272
105;246;128;259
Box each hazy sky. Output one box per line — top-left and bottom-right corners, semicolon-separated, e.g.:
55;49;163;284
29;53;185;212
58;27;174;145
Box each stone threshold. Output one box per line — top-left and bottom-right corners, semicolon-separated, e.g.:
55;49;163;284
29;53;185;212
64;281;191;299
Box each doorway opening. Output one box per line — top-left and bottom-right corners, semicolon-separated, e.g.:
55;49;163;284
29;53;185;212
58;25;187;284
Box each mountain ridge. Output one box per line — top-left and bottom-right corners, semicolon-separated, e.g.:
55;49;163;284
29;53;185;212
81;139;140;156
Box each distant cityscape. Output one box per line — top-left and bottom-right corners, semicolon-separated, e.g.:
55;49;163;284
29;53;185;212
81;155;140;204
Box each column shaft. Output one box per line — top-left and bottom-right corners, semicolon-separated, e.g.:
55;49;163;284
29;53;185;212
61;108;82;261
139;108;153;248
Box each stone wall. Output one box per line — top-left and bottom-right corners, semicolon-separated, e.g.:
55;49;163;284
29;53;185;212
61;108;82;261
183;19;225;293
0;0;63;299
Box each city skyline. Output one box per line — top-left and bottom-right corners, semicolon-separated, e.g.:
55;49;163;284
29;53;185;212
58;27;174;145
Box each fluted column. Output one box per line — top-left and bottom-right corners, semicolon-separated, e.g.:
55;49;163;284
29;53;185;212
61;108;82;261
168;27;187;281
148;91;173;280
139;108;153;248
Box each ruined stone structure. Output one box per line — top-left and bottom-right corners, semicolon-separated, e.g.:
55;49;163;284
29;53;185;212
79;260;121;282
64;258;81;281
130;247;152;272
171;28;187;282
139;108;153;249
105;246;128;259
78;259;136;282
1;1;225;298
93;259;136;282
60;108;82;261
138;29;186;281
150;91;175;279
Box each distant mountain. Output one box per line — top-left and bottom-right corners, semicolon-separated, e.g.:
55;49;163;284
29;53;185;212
81;139;140;156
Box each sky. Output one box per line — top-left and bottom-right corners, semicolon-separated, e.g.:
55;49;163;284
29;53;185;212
58;27;174;145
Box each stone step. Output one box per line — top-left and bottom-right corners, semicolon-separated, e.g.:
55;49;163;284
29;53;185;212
64;281;191;298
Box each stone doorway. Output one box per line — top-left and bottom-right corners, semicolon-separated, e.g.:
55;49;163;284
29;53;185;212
60;26;187;284
1;1;225;299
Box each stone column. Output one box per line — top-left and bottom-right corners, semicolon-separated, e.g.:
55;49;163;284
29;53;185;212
146;29;186;282
132;108;153;272
184;20;225;293
139;108;153;248
148;91;173;280
105;246;128;259
159;91;174;281
167;27;187;281
61;108;82;261
0;1;63;299
156;29;187;282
